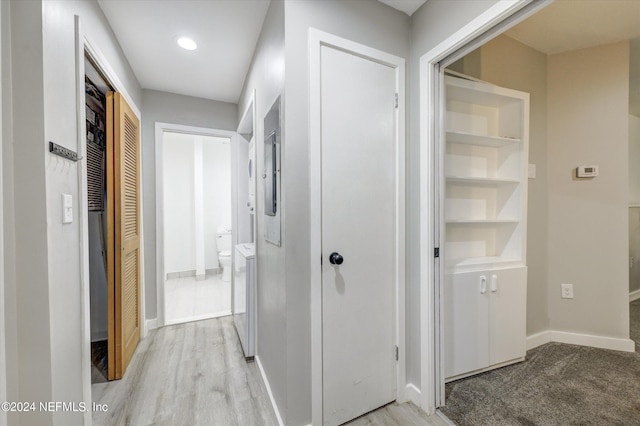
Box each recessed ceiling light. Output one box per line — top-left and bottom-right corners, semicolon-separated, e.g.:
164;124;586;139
177;37;197;51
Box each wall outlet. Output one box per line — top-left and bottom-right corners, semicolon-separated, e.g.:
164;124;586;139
561;283;574;299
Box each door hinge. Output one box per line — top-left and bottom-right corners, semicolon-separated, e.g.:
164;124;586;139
435;247;440;258
395;346;399;361
394;93;398;109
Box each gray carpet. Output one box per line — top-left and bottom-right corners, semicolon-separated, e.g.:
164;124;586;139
442;324;640;425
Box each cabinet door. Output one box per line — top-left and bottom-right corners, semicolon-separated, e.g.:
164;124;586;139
444;271;490;379
489;267;527;366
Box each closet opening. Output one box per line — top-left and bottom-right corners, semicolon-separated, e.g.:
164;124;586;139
85;55;114;384
424;1;640;423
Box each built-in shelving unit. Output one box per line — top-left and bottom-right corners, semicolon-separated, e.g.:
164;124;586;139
444;75;530;381
444;76;529;271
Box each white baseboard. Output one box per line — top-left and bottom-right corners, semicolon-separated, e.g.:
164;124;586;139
406;383;422;407
527;330;635;352
526;330;551;350
256;356;284;426
146;318;158;331
630;288;640;302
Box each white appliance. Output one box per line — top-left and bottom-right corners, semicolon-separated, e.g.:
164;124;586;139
233;243;256;357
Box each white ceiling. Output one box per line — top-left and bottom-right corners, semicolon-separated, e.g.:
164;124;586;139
377;0;427;16
97;0;270;104
505;0;640;55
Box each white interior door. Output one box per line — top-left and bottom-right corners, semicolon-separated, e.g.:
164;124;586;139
320;44;397;426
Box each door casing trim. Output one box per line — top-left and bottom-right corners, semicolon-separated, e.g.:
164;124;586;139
309;28;406;426
154;122;236;328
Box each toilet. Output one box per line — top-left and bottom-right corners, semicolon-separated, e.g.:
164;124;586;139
216;226;232;282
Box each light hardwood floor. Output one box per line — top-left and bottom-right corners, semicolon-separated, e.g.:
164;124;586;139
346;403;452;426
164;274;231;325
92;317;276;425
92;317;450;426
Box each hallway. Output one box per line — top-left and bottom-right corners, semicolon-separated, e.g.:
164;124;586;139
92;318;277;426
92;317;450;426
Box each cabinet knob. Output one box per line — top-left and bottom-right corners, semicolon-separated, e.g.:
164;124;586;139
491;274;498;292
479;275;487;294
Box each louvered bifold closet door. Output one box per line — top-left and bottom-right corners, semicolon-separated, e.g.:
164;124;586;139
108;91;141;379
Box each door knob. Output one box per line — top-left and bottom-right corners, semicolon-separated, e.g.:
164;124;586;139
329;252;344;265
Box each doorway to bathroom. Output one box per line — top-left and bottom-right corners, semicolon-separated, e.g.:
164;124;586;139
155;124;235;326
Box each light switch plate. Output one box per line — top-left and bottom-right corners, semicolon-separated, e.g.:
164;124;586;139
62;194;73;224
528;164;536;179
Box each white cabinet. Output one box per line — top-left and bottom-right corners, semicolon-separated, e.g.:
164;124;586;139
444;267;526;380
444;76;529;381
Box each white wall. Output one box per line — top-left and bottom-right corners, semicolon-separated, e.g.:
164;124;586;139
629;115;640;204
9;2;54;422
237;0;286;421
2;1;18;423
235;136;252;245
546;41;630;338
2;0;143;424
409;0;501;392
163;132;231;275
0;1;6;424
631;115;640;294
630;38;640;117
203;138;232;269
142;90;236;319
163;133;196;274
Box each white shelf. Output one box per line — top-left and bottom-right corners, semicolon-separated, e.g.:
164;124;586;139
446;176;520;185
446;131;520;147
444;75;528;269
445;256;521;268
445;219;519;224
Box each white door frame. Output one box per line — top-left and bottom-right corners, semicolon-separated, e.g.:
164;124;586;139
418;0;552;413
75;16;143;425
154;122;236;327
309;28;406;425
236;90;257;344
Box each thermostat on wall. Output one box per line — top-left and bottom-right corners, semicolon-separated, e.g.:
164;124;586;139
576;165;599;178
